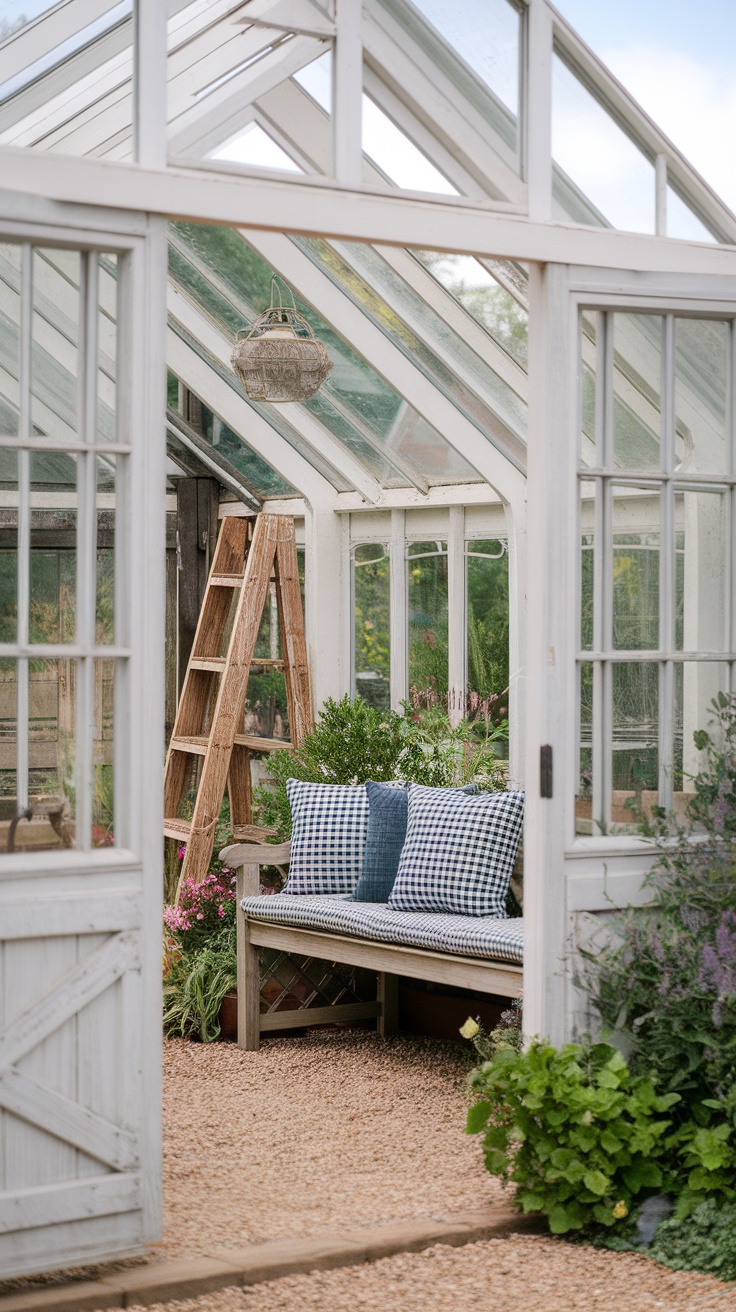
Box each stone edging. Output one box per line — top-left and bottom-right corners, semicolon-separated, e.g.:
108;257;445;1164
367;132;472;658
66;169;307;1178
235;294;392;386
0;1206;544;1311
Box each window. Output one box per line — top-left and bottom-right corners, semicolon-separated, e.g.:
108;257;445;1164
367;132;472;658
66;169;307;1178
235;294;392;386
352;543;390;710
407;539;448;697
576;310;734;836
0;241;127;853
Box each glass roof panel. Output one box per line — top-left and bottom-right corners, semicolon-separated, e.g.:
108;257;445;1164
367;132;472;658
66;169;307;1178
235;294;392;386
211;122;303;172
409;0;520;117
295;237;527;467
184;388;297;498
168;222;477;486
362;96;458;195
666;188;717;244
552;53;655;234
413;251;528;369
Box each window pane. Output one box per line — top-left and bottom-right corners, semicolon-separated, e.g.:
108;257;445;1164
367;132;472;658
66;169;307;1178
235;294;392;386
676;662;730;818
0;449;18;642
0;241;21;437
32;249;80;442
580;311;598;467
674;319;728;474
96;455;115;644
576;660;594;835
553;55;655;233
28;657;77;849
676;489;728;652
93;658;115;846
667;189;716;244
414;252;528;369
29;452;76;644
408;541;448;698
580;480;596;649
611;661;658;828
612;486;660;652
466;540;508;720
353;543;390;711
612;314;662;470
0;658;16;814
98;254;118;444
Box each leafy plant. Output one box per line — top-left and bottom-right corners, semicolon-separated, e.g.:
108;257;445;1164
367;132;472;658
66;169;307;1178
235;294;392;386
466;1041;679;1235
577;693;736;1117
163;928;237;1043
254;695;508;840
163;867;237;956
648;1198;736;1281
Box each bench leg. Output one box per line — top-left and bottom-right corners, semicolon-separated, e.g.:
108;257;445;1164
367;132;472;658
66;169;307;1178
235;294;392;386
236;867;261;1051
377;972;398;1037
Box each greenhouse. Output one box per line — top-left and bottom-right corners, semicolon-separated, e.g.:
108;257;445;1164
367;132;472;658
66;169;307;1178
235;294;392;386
1;0;736;1289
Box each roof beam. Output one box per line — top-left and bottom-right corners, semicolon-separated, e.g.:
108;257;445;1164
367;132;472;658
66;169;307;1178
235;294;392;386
3;149;736;274
167;284;384;504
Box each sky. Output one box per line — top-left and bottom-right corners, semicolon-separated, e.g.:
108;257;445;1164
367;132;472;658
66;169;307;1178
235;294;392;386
551;0;736;212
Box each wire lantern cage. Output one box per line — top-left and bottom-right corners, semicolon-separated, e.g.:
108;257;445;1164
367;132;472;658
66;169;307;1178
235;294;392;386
231;275;333;403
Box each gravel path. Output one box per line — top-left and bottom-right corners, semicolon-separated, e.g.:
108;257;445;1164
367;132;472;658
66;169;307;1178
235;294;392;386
128;1236;735;1312
158;1030;497;1257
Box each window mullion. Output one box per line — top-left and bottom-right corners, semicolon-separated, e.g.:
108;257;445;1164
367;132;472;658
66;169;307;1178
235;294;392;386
659;316;675;812
74;252;99;853
16;243;32;812
447;505;465;725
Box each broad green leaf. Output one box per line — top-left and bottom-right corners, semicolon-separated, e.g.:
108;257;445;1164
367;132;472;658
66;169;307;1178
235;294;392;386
582;1169;610;1196
466;1100;492;1134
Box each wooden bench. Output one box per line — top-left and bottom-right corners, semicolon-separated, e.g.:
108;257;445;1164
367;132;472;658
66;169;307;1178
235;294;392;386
221;841;523;1051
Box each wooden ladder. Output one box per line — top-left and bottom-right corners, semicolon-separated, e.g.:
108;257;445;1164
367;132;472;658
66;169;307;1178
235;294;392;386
164;513;312;897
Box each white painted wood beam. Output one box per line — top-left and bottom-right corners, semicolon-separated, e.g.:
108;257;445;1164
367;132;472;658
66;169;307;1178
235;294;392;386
526;0;553;222
333;0;362;187
335;483;501;512
3;149;736;273
133;0;166;168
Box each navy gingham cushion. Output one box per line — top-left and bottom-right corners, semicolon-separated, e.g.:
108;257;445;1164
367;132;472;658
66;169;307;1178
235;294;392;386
241;893;524;966
354;780;479;903
388;785;524;917
283;779;369;895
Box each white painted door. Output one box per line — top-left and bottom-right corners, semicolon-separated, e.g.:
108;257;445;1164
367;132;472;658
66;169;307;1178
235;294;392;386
524;265;736;1046
0;197;165;1277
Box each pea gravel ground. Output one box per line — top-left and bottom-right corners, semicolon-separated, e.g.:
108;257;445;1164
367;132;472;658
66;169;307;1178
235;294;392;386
156;1030;497;1255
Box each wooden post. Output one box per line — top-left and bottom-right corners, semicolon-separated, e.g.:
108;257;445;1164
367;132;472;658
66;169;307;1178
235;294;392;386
235;863;261;1051
377;972;399;1036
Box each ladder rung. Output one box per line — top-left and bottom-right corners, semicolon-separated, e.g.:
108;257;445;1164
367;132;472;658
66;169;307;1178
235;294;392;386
251;659;285;672
170;735;208;755
164;818;191;841
236;735;292;752
209;574;245;587
190;657;226;672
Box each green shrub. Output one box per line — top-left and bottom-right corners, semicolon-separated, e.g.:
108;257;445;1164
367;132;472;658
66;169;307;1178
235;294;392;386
163;927;236;1043
649;1198;736;1281
466;1041;679;1234
577;693;736;1118
255;694;507;839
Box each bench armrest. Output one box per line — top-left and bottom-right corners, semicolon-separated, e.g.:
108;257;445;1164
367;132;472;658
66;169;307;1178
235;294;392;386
219;841;291;898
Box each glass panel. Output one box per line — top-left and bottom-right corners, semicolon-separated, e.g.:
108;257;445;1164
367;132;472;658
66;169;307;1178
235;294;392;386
676;662;729;820
414;251;528;369
580;522;594;652
353;543;390;711
674;319;727;474
466;540;509;721
612;485;660;652
408;541;448;697
0;449;18;642
0;658;16;814
676;489;728;653
0;3;133;157
576;660;594;835
362;95;458;195
96;456;115;644
667;188;716;244
211;123;303;173
98;253;118;444
552;55;655;233
93;658;115;846
29;452;76;643
579;311;597;468
293;51;331;112
28;656;77;848
612;314;662;470
0;241;21;436
32;248;80;442
408;0;520;158
197;399;296;498
611;661;659;827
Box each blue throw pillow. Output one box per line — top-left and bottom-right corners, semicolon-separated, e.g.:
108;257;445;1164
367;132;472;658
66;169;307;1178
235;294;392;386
387;785;524;917
354;780;479;903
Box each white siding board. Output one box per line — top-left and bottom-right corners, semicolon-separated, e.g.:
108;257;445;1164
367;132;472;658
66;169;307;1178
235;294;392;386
0;1172;140;1234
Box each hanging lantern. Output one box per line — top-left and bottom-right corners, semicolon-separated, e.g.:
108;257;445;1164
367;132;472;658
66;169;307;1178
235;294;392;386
231;276;332;403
